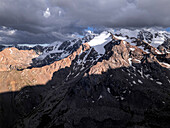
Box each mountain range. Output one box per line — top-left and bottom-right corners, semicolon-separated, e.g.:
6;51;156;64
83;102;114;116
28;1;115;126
0;28;170;128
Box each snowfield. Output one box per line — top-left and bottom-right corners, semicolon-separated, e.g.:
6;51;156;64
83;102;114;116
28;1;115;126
88;31;112;54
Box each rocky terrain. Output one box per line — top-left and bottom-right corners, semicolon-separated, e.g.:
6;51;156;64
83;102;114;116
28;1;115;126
0;28;170;128
0;47;38;71
0;43;90;92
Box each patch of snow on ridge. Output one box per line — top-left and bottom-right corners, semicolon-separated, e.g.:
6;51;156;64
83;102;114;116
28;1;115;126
17;44;49;47
107;88;111;93
37;41;63;60
9;48;13;54
151;35;165;48
88;31;112;54
114;35;127;40
128;58;132;66
129;48;135;51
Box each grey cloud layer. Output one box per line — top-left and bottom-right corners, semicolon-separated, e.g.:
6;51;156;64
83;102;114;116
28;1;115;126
53;0;170;27
0;0;170;44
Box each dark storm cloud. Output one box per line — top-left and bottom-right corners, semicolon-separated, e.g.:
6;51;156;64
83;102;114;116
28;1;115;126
0;0;170;44
0;26;80;44
52;0;170;27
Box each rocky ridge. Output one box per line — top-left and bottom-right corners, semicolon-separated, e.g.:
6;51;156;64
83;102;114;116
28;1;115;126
0;43;90;92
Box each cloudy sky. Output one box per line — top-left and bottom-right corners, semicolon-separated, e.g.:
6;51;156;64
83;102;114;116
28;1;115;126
0;0;170;44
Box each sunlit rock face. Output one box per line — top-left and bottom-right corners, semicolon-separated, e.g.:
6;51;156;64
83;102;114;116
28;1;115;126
0;47;38;71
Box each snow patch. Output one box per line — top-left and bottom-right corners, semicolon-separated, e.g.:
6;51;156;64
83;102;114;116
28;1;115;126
0;57;3;61
129;48;135;51
132;81;136;84
145;74;150;79
156;81;162;85
37;41;66;60
120;97;125;100
137;69;144;78
150;78;154;81
134;59;141;63
138;79;143;84
88;31;112;54
107;88;111;93
128;58;132;66
74;73;80;78
9;48;13;54
114;35;127;40
98;95;103;100
83;48;92;62
123;41;126;45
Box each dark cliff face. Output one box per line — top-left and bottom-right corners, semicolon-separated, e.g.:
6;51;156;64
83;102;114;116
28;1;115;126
40;65;170;128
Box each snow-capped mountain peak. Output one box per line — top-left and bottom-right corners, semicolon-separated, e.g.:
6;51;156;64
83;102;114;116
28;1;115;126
28;28;170;67
109;28;170;49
